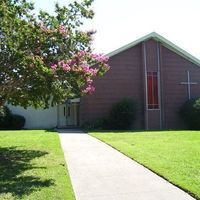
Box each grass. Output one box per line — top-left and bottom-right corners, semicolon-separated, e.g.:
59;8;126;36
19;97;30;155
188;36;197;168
0;130;75;200
90;130;200;199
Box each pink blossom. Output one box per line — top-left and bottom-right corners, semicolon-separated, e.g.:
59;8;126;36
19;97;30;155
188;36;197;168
51;64;57;70
78;51;87;57
91;53;109;62
67;59;76;66
58;25;67;34
90;68;98;76
62;63;71;71
86;77;93;84
82;85;95;94
82;64;90;73
81;63;98;76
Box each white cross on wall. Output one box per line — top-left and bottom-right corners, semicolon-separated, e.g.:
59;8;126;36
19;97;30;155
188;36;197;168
180;70;197;99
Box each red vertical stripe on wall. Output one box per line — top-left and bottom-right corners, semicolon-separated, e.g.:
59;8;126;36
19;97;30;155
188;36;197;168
147;72;159;109
153;75;158;105
147;74;153;106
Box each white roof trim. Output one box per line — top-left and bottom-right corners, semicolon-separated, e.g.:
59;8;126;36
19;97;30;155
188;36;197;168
107;32;200;67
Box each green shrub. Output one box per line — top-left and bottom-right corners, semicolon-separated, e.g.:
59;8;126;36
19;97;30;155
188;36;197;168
0;106;12;129
0;106;25;130
81;120;96;130
81;118;108;131
108;98;137;130
11;114;26;130
180;97;200;129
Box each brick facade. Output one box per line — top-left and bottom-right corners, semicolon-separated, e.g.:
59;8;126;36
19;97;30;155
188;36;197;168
80;38;200;129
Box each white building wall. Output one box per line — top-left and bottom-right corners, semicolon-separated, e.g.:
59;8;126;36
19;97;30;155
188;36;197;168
8;105;58;129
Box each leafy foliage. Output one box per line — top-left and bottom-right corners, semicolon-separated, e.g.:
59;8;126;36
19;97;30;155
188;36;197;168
108;99;137;130
81;118;108;130
180;97;200;129
0;106;25;129
0;106;12;129
0;0;110;108
11;114;25;130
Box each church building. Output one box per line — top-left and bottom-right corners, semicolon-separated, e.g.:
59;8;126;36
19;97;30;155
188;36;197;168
80;32;200;129
9;32;200;129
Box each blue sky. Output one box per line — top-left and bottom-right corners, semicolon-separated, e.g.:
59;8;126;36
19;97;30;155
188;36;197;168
34;0;200;59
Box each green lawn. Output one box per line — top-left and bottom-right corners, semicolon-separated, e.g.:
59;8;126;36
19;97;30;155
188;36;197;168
90;130;200;199
0;130;75;200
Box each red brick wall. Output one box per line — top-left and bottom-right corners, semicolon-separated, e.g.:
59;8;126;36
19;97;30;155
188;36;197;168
80;44;145;129
145;39;159;70
161;46;200;129
80;38;200;130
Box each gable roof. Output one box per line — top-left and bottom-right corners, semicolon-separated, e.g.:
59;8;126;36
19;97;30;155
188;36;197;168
107;32;200;67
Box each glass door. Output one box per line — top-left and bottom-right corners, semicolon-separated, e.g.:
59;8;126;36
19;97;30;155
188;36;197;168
66;103;79;126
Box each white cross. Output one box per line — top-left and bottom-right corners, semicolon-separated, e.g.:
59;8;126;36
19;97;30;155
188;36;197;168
180;70;197;99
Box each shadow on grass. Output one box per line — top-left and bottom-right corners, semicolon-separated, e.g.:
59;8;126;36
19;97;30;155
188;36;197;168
45;129;57;133
0;147;54;198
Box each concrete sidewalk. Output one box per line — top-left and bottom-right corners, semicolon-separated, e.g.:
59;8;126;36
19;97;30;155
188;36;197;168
59;130;194;200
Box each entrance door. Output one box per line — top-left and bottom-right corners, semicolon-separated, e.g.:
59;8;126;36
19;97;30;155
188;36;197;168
58;102;80;127
66;103;79;126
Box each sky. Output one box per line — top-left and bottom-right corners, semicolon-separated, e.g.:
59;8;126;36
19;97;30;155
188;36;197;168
33;0;200;59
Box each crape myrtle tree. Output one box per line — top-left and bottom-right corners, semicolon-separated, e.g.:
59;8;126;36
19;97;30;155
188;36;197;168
0;0;110;108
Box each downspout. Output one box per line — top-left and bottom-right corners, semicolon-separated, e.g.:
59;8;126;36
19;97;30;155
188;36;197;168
157;42;162;129
143;42;149;130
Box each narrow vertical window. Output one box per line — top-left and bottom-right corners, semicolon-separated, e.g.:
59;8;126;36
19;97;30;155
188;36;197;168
147;72;159;109
68;106;70;116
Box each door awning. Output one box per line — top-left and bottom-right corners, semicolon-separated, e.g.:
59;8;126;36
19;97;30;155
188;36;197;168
67;98;80;103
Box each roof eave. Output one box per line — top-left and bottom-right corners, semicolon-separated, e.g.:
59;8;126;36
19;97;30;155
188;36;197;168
106;32;200;67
